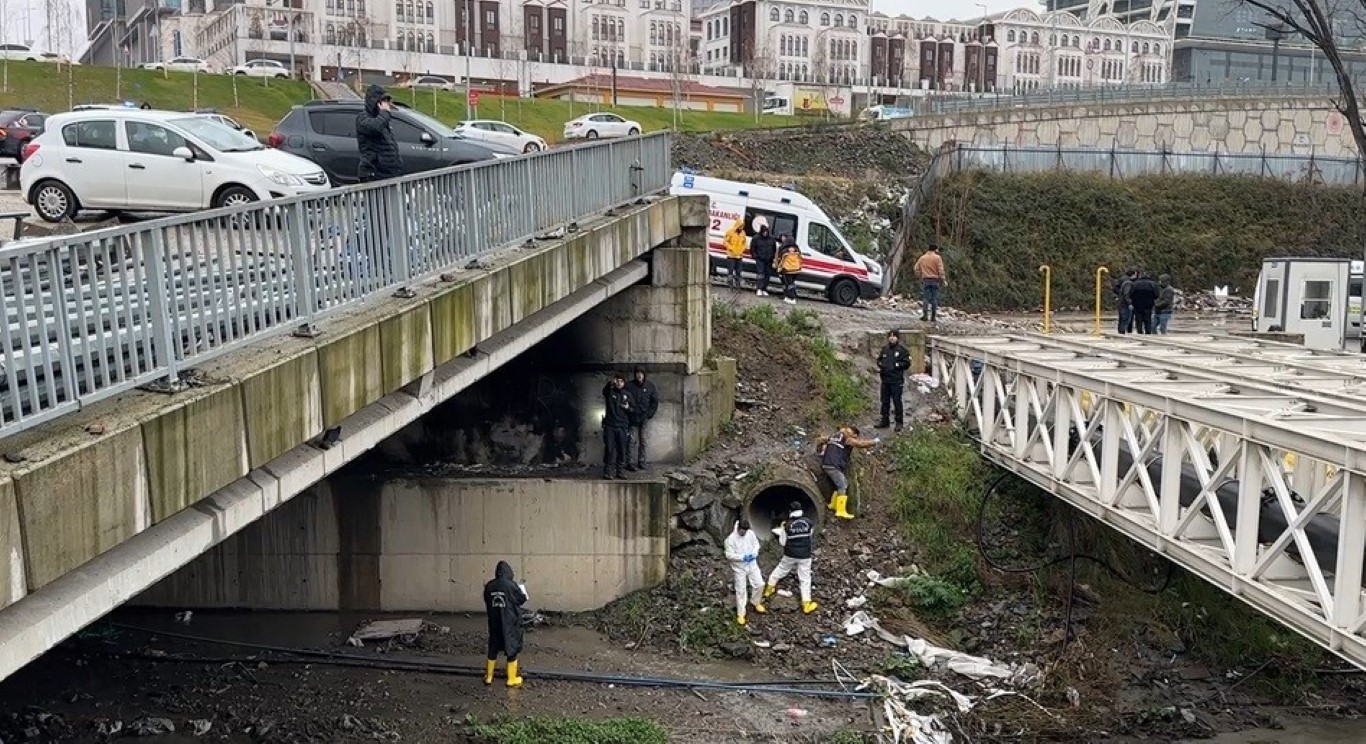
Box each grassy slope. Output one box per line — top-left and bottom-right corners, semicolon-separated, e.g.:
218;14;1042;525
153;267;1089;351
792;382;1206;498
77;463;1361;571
0;61;315;136
910;169;1366;312
387;86;806;142
0;61;808;144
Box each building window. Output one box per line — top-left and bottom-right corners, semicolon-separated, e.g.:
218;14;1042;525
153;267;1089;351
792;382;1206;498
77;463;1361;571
801;36;807;55
834;13;842;26
1030;32;1037;44
799;10;807;23
783;9;793;22
1142;42;1150;53
820;12;829;26
1006;29;1014;42
1154;43;1161;54
326;22;336;43
848;13;856;27
769;7;778;21
425;1;432;21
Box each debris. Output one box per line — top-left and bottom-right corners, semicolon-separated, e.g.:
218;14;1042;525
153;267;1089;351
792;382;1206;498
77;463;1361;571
350;618;424;643
720;642;753;660
772;643;792;653
820;635;839;648
95;720;123;736
846;595;868;609
844;611;874;636
753;640;772;649
189;719;212;736
174;610;193;625
776;589;793;598
85;423;105;435
1066;687;1081;708
346;636;364;648
784;708;809;719
129;717;175;736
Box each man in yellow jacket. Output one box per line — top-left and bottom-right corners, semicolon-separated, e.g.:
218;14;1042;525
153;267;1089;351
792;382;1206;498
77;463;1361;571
723;220;747;290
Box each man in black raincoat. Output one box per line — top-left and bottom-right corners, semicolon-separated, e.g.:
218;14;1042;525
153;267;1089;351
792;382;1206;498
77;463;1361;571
356;84;402;182
483;560;528;687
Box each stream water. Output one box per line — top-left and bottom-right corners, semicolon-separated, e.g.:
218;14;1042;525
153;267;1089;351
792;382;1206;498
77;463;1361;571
1185;717;1364;743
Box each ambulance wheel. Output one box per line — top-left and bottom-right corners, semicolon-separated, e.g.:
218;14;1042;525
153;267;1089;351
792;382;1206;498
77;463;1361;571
829;278;859;307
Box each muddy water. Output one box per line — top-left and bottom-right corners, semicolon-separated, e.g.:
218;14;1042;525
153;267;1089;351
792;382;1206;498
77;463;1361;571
1184;718;1365;743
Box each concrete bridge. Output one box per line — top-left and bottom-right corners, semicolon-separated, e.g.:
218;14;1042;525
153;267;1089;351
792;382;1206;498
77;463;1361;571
894;90;1355;157
0;134;736;678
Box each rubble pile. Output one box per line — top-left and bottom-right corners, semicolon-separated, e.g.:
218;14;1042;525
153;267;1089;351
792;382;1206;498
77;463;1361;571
672;126;928;179
1174;288;1253;312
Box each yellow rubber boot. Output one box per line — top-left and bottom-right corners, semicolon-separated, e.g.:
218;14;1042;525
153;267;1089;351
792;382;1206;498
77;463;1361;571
827;490;840;510
762;584;776;599
752;602;767;614
484;659;496;685
834;494;855;520
506;660;524;688
736;615;746;626
802;601;819;614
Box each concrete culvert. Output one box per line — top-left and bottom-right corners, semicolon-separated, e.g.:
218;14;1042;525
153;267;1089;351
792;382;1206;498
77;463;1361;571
742;463;825;541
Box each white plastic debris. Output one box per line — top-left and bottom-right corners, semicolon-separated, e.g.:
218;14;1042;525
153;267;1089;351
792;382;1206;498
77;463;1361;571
846;595;868;609
776;589;794;598
910;373;939;389
844;611;874;636
848;609;1036;685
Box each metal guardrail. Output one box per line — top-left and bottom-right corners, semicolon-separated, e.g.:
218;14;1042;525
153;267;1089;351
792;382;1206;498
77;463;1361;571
0;132;674;438
907;82;1339;117
947;143;1364;186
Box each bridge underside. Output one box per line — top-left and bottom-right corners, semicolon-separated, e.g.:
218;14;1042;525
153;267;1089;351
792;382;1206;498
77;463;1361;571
933;333;1366;669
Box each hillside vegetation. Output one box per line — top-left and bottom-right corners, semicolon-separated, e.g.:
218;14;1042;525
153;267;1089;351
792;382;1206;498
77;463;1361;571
908;170;1366;311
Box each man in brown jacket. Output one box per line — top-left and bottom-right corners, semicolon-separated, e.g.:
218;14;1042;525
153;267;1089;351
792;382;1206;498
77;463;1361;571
912;243;946;322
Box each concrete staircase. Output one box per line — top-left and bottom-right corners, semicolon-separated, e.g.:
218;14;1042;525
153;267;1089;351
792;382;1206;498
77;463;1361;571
311;81;361;100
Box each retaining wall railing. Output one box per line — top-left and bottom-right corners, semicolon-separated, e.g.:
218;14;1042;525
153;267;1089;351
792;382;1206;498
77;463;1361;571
0;132;674;438
907;81;1338;117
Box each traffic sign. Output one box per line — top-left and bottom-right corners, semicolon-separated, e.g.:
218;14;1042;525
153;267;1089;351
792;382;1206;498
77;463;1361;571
468;90;480;107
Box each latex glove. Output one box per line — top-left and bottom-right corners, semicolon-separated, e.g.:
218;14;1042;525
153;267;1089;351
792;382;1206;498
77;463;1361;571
743;553;755;563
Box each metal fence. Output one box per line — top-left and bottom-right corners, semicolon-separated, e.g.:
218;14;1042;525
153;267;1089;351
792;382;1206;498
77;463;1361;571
908;81;1338;117
0;132;674;438
947;144;1365;186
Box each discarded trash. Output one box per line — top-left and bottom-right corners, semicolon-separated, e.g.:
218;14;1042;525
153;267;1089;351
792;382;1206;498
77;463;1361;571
844;611;873;636
96;720;124;736
820;635;839;647
190;719;213;736
753;640;772;649
346;636;364;648
846;595;868;609
846;608;1037;685
174;610;193;625
785;708;809;719
129;717;176;736
776;589;794;598
910;373;939;389
1066;687;1080;708
350;618;424;642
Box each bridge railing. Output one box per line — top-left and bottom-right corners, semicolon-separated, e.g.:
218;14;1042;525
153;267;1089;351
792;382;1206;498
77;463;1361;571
0;132;674;438
908;81;1339;117
946;143;1365;186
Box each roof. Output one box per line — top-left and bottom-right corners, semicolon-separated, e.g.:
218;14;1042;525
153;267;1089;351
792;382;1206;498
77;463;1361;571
534;74;747;100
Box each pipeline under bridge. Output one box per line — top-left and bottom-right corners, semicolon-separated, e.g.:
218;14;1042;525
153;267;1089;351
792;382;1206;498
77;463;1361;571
931;332;1366;669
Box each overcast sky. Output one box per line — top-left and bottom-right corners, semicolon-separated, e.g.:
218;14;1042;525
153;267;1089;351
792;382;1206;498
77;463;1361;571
875;0;1038;20
0;0;84;54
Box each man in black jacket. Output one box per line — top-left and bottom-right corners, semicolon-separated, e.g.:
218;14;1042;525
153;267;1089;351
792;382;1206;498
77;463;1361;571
601;372;632;479
763;502;819;614
483;561;528;687
749;223;778;297
356;84;402;182
876;331;911;432
1128;271;1159;335
625;367;659;471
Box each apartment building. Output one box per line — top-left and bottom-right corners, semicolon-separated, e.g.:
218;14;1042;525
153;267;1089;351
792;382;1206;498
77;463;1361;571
697;0;868;84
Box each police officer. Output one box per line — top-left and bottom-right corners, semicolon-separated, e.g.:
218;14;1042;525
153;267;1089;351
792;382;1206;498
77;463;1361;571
763;502;819;615
876;331;911;432
483;561;528;687
601;372;632;479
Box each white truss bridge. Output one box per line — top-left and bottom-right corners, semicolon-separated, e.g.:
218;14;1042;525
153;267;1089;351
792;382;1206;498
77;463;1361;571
931;332;1366;669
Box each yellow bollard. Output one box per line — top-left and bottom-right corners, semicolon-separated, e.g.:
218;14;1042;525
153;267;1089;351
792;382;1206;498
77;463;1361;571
1039;264;1052;334
1094;267;1110;335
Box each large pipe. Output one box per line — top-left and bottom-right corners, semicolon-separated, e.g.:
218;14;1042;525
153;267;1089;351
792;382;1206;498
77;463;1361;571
742;461;825;541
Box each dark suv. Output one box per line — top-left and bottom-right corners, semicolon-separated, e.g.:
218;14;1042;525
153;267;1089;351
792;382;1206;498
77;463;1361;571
267;99;512;185
0;109;46;163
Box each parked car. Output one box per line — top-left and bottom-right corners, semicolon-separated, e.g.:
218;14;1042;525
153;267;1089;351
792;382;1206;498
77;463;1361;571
38;53;74;64
228;59;290;78
562;113;641;141
0;43;38;62
266;99;507;185
0;109;46;163
399;75;459;91
21;109;329;222
193;109;256;141
454;119;546;153
142;56;214;74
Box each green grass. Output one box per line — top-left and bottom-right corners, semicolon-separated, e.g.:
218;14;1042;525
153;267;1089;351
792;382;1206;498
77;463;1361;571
390;86;808;142
470;716;668;744
0;60;314;136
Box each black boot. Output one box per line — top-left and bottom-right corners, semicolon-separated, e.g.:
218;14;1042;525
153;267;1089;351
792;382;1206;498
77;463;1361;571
875;420;890;429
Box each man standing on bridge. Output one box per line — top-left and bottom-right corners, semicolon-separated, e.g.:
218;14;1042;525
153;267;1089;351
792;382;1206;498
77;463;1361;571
601;372;632;479
356;84;402;182
483;560;528;688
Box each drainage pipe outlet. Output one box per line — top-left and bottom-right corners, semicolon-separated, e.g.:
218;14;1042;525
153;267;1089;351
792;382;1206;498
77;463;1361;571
742;462;826;541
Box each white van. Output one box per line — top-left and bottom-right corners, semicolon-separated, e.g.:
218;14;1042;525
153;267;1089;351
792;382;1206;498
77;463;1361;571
668;171;884;306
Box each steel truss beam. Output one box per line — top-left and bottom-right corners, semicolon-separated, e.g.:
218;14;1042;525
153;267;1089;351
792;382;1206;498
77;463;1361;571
931;335;1366;670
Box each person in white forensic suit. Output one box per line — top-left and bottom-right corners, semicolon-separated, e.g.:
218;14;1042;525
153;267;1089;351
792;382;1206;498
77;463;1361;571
724;518;767;625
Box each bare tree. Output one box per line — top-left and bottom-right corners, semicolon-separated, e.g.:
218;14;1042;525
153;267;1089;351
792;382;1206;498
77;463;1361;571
1229;0;1366;182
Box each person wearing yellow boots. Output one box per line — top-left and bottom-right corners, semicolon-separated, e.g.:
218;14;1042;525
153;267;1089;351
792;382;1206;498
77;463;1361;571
763;502;819;614
724;518;767;625
482;561;528;687
816;426;878;519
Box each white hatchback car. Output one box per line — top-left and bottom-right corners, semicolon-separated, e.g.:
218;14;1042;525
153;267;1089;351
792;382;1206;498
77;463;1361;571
21;110;329;221
454;120;547;153
562;113;641;141
143;56;214;74
228;59;290;78
0;43;39;62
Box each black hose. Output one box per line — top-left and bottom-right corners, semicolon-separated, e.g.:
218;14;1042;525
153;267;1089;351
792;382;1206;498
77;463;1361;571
101;623;877;700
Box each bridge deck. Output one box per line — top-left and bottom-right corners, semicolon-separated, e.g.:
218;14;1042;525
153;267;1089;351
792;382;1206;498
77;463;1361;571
931;333;1366;669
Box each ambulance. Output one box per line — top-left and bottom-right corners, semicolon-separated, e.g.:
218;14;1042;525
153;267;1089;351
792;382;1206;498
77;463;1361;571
668;171;884;306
